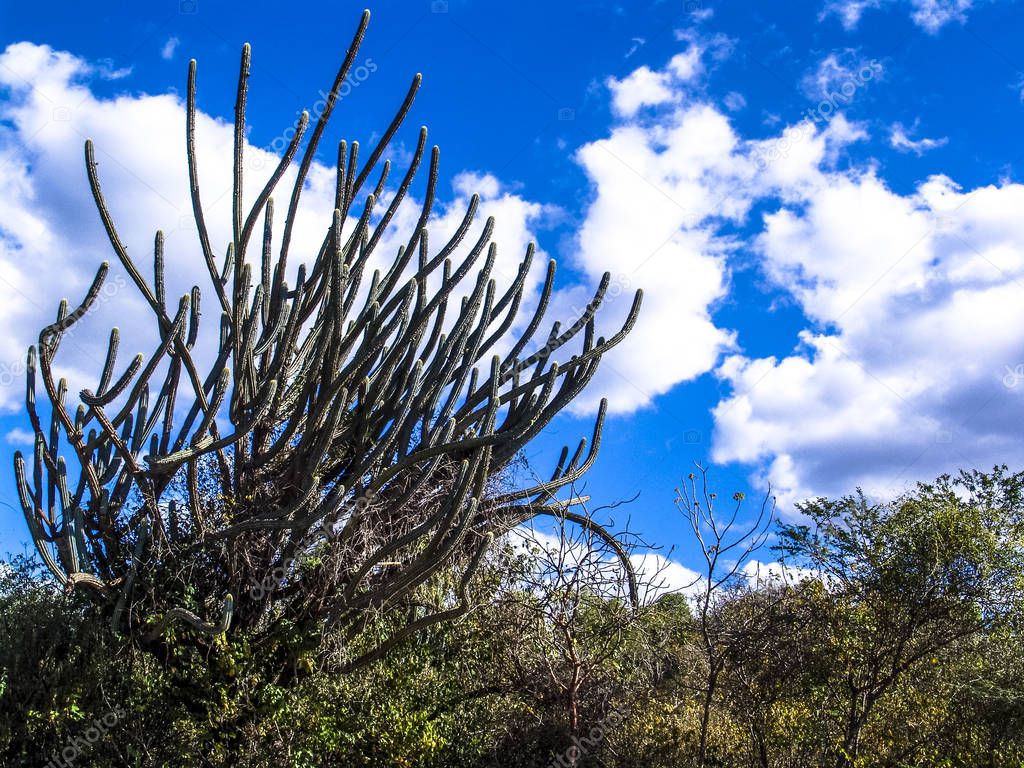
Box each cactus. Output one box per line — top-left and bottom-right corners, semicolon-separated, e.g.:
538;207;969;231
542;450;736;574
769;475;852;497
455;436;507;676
13;10;641;667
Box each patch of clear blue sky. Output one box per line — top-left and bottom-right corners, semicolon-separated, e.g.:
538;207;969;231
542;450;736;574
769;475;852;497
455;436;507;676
0;0;1022;562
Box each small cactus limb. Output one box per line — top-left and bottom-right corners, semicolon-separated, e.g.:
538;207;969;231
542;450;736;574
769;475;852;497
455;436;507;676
66;572;114;601
111;522;149;634
144;593;234;643
15;451;69;589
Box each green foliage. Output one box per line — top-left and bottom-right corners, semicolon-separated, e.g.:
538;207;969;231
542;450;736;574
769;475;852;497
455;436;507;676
3;467;1024;766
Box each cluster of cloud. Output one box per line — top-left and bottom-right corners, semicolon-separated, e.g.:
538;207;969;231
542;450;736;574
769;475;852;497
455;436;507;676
714;169;1024;504
821;0;976;33
571;28;1024;508
3;14;1024;517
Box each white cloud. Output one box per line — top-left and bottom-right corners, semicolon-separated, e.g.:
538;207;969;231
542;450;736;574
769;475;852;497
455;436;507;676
94;58;132;80
4;428;34;446
713;171;1024;506
667;47;704;83
161;37;180;61
575;35;1024;508
562;37;753;414
568;106;742;413
606;65;675;118
908;0;973;32
890;122;948;154
723;91;747;112
675;29;734;62
742;558;818;587
605;39;713;119
625;37;646;59
751;114;868;193
567;45;873;417
821;0;974;32
802;51;884;103
821;0;884;29
630;551;703;601
509;525;701;604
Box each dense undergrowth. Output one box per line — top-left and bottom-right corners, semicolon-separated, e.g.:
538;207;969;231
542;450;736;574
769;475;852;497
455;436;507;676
3;467;1024;767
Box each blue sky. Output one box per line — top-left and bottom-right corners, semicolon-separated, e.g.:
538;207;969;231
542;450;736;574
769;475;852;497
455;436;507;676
2;0;1024;573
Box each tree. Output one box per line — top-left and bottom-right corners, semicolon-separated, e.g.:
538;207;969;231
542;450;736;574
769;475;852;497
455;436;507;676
945;626;1024;767
709;577;842;768
776;467;1024;768
13;8;641;676
675;464;775;768
478;508;661;767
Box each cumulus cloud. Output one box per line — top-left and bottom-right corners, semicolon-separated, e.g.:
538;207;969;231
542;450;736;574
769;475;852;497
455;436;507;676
631;550;704;601
568;105;742;413
511;525;702;604
742;558;818;587
571;35;1024;509
567;42;873;417
577;35;1024;508
713;171;1024;506
4;428;34;446
667;47;704;83
606;65;675;118
605;37;713;119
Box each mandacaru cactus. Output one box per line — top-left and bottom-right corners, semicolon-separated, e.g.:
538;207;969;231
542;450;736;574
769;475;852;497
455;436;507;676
14;10;641;670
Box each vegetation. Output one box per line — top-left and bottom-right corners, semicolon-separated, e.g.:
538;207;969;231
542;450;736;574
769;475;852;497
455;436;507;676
3;466;1024;766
